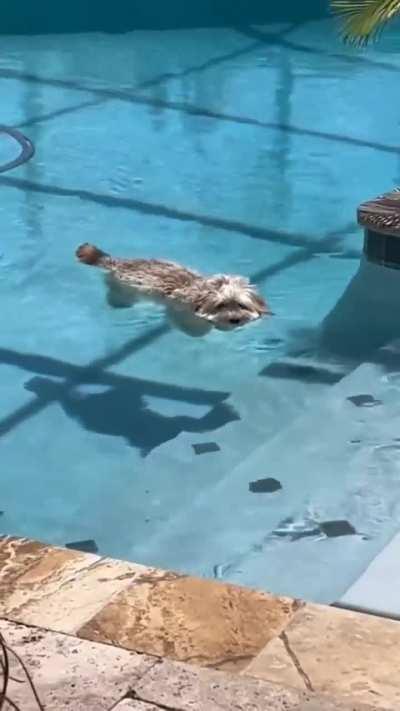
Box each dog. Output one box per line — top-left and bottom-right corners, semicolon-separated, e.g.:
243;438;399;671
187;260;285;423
76;243;271;336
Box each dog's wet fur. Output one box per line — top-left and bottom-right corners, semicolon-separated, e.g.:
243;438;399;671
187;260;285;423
76;243;270;336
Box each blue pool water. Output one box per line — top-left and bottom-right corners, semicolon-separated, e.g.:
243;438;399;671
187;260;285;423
2;18;400;603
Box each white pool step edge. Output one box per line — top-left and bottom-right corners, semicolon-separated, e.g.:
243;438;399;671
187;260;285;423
338;529;400;620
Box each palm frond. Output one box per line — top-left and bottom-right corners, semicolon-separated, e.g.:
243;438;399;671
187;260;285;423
331;0;400;45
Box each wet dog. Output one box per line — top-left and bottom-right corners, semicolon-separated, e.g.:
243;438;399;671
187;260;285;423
76;243;270;336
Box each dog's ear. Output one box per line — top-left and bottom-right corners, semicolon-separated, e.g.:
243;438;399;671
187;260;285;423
224;275;250;289
207;275;228;290
237;276;250;287
191;290;219;316
250;292;273;315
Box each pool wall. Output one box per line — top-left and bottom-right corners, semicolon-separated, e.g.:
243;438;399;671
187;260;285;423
0;0;329;34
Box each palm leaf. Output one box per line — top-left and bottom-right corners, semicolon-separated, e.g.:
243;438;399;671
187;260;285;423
331;0;400;45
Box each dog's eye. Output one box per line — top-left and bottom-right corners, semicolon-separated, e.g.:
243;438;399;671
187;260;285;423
216;302;227;311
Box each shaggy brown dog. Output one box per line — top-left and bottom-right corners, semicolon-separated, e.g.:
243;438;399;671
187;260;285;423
76;243;270;336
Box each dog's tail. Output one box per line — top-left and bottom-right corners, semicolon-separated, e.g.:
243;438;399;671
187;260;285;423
76;243;111;267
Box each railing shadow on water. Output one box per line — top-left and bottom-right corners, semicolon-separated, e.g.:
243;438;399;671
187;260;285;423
0;335;240;457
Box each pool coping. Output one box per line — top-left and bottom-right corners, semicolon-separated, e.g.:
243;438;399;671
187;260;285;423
0;535;400;709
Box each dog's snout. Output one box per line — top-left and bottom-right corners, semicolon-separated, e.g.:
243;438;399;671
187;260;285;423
229;317;241;325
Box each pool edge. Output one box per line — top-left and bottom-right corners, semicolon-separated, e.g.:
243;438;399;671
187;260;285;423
0;534;400;709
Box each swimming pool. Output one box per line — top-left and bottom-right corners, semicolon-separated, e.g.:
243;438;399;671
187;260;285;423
2;17;400;604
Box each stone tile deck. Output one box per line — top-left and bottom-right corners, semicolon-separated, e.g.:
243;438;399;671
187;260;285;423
1;620;386;711
2;619;154;711
245;603;400;708
78;570;299;669
0;535;399;710
0;536;299;670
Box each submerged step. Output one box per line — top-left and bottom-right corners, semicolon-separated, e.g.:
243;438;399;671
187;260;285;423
137;360;400;602
339;530;400;619
126;373;326;567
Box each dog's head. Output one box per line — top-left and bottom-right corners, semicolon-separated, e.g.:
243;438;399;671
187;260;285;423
193;276;270;330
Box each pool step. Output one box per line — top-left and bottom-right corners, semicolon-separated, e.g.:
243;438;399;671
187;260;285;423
220;360;400;602
338;529;400;619
136;359;400;602
128;370;327;566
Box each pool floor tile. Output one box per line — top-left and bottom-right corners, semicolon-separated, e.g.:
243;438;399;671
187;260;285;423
77;573;301;669
244;603;400;709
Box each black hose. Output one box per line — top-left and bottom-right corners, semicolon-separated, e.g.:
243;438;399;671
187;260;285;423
0;126;34;174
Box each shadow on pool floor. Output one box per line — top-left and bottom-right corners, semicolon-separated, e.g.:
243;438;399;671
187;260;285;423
24;375;240;457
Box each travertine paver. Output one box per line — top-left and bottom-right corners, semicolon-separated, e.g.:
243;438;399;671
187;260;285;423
0;536;299;670
1;619;154;711
0;613;394;711
1;535;400;711
78;573;299;669
245;603;400;709
0;536;150;633
130;658;389;711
